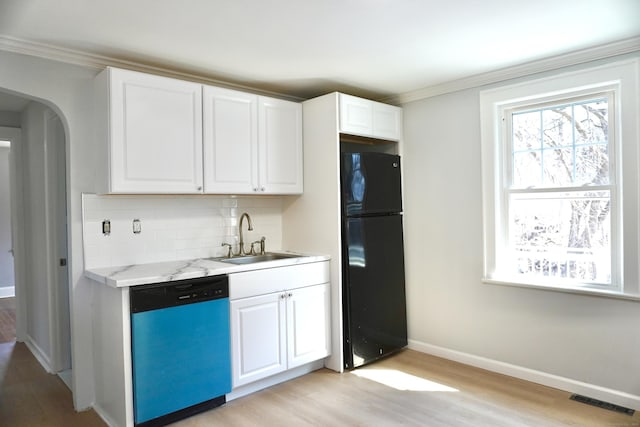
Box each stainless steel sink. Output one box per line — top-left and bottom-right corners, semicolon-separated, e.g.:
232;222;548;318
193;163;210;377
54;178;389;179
214;252;301;265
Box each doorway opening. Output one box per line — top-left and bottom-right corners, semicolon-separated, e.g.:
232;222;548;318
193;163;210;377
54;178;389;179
0;137;16;342
0;92;72;386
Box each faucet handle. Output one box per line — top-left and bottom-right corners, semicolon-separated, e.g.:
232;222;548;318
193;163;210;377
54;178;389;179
250;241;261;255
259;236;266;255
221;243;233;258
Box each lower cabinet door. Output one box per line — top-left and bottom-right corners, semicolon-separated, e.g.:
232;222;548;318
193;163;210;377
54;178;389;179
230;293;287;387
287;283;331;369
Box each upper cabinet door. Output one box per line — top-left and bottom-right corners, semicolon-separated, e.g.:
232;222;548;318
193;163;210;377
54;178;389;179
339;94;373;136
339;93;402;141
203;87;258;194
258;97;303;194
107;68;203;193
373;102;402;141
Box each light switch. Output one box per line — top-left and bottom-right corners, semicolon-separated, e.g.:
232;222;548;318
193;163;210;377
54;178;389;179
102;220;111;236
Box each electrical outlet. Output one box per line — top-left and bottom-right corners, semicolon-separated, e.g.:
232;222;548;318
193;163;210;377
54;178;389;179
133;219;142;234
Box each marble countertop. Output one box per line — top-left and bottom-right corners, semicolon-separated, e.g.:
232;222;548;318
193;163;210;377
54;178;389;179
85;252;330;288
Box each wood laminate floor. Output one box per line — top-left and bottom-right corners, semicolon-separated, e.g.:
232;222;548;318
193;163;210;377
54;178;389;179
174;350;638;427
1;295;637;426
0;297;16;343
0;341;105;426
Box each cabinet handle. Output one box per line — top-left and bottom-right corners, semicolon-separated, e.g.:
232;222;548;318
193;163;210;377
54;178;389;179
253;188;259;192
288;292;293;297
197;186;202;191
280;293;286;299
261;187;266;192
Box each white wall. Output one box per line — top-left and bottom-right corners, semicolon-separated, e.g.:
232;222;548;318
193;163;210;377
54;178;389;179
0;145;14;294
0;111;21;127
0;50;98;410
402;53;640;407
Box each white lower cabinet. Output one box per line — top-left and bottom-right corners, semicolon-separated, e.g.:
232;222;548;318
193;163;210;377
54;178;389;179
229;262;330;388
287;283;331;368
230;292;287;386
230;283;330;388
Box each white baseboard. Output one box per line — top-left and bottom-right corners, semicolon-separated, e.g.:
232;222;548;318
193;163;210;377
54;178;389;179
93;403;119;427
0;286;15;298
58;369;72;390
409;339;640;411
24;334;53;374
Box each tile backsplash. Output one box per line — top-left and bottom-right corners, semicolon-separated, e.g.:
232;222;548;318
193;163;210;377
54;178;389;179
82;194;283;269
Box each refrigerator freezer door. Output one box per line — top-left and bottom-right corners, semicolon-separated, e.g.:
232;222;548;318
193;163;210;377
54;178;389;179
341;152;402;216
343;214;408;369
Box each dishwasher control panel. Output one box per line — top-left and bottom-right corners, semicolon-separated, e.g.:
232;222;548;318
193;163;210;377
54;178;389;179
176;286;226;302
130;275;229;313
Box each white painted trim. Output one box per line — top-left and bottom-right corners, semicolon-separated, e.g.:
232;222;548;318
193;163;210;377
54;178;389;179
2;35;637;106
0;140;9;148
0;287;15;298
93;404;120;427
58;369;72;390
479;59;640;297
24;334;54;374
392;37;640;104
408;339;640;411
0;35;303;102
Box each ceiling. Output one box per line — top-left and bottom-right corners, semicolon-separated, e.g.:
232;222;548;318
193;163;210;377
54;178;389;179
0;0;639;108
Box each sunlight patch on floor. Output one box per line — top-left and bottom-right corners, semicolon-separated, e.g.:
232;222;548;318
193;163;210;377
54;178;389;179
351;368;459;392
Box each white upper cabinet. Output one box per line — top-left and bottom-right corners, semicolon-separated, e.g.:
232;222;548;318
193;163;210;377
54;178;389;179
203;86;258;194
202;88;303;194
372;101;403;141
258;97;303;194
95;67;302;195
95;67;204;194
339;93;402;141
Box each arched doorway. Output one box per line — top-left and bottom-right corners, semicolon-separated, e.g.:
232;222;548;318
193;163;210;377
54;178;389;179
0;90;71;379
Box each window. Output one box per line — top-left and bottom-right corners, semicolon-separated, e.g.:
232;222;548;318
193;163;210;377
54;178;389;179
480;59;640;298
507;94;615;287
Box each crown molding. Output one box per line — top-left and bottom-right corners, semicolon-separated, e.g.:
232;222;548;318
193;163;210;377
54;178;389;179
2;34;638;105
0;35;304;101
388;36;640;105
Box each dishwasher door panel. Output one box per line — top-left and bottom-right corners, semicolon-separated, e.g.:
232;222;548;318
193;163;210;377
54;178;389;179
131;298;231;424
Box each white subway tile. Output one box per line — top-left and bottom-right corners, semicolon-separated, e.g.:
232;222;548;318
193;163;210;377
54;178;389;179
82;195;284;268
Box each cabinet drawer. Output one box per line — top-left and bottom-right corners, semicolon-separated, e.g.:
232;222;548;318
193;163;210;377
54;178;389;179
229;261;329;300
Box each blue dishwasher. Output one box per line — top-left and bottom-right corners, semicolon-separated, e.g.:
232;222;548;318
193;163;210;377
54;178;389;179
130;275;231;426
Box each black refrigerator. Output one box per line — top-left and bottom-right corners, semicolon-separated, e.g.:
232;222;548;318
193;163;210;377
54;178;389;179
341;151;408;370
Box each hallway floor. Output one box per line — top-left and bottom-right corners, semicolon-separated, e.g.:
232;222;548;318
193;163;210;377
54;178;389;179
0;297;16;343
0;297;105;426
0;341;105;426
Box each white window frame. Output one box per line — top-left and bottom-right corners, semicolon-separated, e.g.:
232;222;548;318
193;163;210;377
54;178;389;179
480;59;640;299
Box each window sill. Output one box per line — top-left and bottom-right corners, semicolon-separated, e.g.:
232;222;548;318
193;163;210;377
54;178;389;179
482;278;640;302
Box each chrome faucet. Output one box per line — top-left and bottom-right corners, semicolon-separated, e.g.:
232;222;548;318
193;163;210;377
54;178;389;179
237;212;254;256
